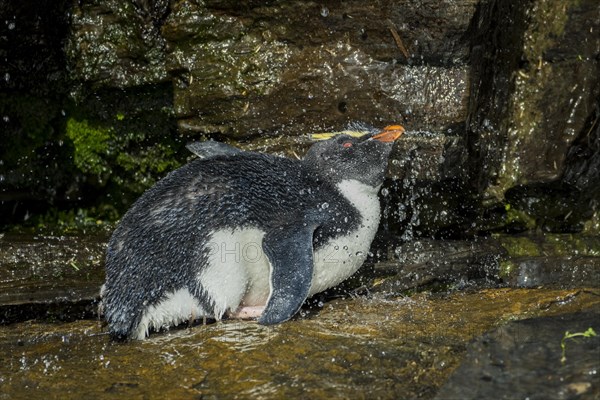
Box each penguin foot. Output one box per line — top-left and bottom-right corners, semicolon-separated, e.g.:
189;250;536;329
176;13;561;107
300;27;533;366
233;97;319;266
230;306;266;319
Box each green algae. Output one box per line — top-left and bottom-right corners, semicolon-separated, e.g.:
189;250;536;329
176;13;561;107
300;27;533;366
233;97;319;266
65;109;180;191
496;235;541;257
27;207;117;235
583;212;600;235
521;0;572;62
494;233;600;258
113;144;181;194
504;203;537;230
50;82;180;220
544;234;600;257
66;117;112;176
499;260;516;279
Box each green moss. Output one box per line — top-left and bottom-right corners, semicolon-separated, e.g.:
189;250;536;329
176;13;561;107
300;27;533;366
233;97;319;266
583;211;600;235
113;144;181;193
497;236;541;257
498;260;516;279
545;234;600;257
65;118;112;176
13;206;119;235
494;233;600;259
544;234;571;256
522;0;572;63
504;203;537;230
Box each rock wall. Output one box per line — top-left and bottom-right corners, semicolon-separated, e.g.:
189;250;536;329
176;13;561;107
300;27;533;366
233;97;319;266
66;0;475;136
468;0;600;233
0;0;598;238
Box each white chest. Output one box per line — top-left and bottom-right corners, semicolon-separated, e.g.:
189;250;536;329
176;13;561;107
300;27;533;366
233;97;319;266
310;179;381;295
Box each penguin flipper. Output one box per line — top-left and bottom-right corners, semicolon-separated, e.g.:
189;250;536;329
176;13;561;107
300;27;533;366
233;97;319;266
186;141;242;159
258;223;317;325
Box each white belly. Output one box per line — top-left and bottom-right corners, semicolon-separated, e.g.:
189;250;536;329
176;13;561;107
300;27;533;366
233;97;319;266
198;180;380;308
199;227;272;317
310;179;381;295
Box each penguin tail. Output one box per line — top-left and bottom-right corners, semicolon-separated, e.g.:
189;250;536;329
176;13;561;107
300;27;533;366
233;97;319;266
107;318;143;341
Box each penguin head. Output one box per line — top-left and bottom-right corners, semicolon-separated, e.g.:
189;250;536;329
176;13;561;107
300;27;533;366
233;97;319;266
304;125;404;187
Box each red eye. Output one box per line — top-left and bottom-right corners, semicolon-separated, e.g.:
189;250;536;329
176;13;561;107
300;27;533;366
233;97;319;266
342;142;353;148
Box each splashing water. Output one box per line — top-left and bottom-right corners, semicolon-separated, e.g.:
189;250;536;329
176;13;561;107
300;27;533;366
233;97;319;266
384;131;435;242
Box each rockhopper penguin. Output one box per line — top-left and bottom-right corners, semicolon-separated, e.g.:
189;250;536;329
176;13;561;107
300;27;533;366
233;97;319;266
102;124;404;340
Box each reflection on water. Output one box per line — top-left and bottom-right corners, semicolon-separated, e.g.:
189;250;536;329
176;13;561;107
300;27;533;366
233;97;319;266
209;321;279;352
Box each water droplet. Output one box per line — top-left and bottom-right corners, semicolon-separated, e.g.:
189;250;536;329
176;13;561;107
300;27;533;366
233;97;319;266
320;6;329;17
8;21;16;30
381;187;389;196
321;202;329;209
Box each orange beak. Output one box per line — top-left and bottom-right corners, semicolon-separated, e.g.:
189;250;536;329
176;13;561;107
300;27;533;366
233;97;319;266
371;125;405;142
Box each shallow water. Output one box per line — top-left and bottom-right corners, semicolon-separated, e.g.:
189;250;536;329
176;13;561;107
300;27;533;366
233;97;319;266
1;288;598;399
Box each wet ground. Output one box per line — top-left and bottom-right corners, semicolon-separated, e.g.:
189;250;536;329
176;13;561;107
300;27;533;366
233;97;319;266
436;310;600;399
1;288;599;399
1;233;599;399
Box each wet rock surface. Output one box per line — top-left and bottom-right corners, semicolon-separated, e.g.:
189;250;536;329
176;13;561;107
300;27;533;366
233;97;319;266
1;1;599;398
2;0;597;237
1;234;599;398
1;288;598;399
467;0;600;200
0;234;106;324
371;238;506;293
2;233;599;324
435;310;600;400
370;234;600;294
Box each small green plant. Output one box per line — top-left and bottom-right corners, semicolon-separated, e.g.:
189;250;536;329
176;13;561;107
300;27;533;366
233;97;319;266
561;327;597;364
69;261;80;271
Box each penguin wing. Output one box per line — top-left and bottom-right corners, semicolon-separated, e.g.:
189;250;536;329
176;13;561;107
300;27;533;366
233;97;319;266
258;220;319;325
186;141;242;159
